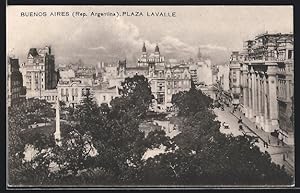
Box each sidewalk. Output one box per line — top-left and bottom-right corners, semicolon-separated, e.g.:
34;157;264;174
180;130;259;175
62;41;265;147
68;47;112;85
226;106;294;175
230;107;292;149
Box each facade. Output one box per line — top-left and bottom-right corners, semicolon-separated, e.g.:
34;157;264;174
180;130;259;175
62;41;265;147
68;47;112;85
217;64;230;92
58;67;75;80
57;78;93;107
229;51;242;105
189;64;198;85
196;61;214;86
93;84;119;107
109;43;191;111
231;32;294;145
7;57;25;106
40;89;58;105
22;46;58;99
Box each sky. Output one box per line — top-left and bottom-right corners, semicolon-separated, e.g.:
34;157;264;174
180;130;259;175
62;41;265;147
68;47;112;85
7;6;293;66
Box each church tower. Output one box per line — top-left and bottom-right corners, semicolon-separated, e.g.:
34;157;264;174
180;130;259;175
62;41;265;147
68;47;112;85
154;44;160;55
138;42;148;67
197;47;202;61
142;42;147;58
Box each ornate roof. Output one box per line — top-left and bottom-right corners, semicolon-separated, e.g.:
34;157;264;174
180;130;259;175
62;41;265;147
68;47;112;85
28;48;39;58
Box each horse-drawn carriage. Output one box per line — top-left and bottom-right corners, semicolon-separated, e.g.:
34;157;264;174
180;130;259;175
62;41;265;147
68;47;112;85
223;122;230;129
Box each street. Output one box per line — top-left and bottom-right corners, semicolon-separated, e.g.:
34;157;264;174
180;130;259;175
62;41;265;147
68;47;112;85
214;105;294;176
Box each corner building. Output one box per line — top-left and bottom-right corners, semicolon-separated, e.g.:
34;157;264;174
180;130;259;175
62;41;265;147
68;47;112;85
22;46;58;99
231;33;294;145
7;57;25;107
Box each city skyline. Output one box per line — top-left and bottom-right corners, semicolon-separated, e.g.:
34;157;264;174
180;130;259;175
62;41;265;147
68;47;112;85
7;6;293;65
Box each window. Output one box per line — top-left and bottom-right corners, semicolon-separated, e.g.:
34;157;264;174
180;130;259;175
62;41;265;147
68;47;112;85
159;87;163;91
61;88;64;96
103;95;106;101
167;89;171;94
72;96;75;101
233;78;237;83
288;50;293;59
66;88;69;96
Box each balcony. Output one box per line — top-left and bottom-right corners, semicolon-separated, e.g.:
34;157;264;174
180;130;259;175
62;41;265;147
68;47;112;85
277;68;286;75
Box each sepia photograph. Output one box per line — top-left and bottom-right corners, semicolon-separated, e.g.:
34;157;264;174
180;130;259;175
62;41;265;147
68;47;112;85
6;5;294;188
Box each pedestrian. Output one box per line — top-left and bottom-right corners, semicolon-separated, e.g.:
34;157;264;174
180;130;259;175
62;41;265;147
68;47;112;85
266;143;269;148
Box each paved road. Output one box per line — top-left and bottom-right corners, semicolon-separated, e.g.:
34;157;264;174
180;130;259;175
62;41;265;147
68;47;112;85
214;106;294;176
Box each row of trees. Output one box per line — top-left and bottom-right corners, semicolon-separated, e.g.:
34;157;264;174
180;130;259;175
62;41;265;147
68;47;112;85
8;75;292;186
167;84;292;185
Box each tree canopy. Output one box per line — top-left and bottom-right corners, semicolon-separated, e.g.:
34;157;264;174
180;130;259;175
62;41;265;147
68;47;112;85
8;76;292;186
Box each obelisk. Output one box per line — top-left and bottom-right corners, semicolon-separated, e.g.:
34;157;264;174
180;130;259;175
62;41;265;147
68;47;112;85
54;99;61;145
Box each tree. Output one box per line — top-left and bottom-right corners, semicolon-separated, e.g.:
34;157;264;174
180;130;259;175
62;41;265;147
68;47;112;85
117;75;153;119
140;86;293;185
171;86;213;116
8;98;55;185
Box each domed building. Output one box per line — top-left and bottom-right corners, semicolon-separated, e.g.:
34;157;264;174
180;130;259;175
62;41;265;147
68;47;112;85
113;42;191;111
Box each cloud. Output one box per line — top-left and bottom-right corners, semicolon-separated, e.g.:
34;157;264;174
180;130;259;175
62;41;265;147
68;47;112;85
8;10;230;65
199;44;228;52
87;46;106;50
157;35;230;64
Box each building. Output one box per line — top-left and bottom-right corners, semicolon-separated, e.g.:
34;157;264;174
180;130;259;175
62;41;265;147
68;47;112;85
75;66;96;79
217;64;230;92
22;46;58;99
58;67;75;80
195;49;214;86
107;43;191;111
231;32;294;145
189;64;198;85
93;84;119;107
229;51;242;106
57;77;93;108
7;57;25;106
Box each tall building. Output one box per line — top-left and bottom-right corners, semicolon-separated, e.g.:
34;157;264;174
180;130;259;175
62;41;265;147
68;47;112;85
7;57;25;107
22;46;58;98
229;51;242;106
217;64;230;92
230;32;294;145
